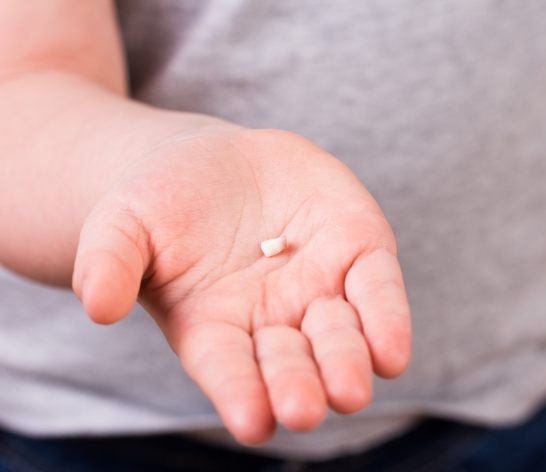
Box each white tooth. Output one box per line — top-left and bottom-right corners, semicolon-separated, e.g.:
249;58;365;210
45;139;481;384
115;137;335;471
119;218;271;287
260;235;287;257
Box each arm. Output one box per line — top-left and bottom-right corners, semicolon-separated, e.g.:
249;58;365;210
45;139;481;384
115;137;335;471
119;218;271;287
0;0;221;284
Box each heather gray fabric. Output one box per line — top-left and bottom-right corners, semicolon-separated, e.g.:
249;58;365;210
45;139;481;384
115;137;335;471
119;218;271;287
1;0;546;459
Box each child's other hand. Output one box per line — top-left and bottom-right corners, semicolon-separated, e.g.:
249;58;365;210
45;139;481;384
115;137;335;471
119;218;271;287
73;127;411;444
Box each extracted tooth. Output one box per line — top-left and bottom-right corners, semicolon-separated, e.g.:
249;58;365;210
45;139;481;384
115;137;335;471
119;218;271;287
260;235;287;257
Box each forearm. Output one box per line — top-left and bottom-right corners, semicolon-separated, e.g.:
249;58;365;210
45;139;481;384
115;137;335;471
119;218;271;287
0;71;222;285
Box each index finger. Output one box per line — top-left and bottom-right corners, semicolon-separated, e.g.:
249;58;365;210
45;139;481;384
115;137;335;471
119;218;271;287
178;321;275;444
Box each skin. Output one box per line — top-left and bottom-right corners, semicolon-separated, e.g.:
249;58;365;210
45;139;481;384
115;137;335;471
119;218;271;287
0;1;411;444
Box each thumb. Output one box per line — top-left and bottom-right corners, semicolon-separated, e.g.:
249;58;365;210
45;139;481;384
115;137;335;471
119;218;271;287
72;205;150;325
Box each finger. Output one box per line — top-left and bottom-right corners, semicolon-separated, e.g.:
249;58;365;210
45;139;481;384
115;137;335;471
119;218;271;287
345;248;412;378
73;206;149;324
254;326;327;431
179;321;275;445
301;297;372;414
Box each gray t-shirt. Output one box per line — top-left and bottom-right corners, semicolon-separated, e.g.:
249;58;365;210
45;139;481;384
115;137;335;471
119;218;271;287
1;0;545;459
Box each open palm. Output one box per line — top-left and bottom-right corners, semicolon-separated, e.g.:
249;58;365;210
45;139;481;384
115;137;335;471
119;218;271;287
73;128;411;444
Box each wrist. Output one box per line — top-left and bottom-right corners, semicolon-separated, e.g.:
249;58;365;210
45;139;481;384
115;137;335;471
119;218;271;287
0;69;239;284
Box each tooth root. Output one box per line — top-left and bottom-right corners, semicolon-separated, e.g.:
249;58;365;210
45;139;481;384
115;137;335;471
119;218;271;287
260;235;287;257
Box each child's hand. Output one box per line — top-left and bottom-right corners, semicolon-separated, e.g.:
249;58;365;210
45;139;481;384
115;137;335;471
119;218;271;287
73;126;411;444
1;2;409;444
